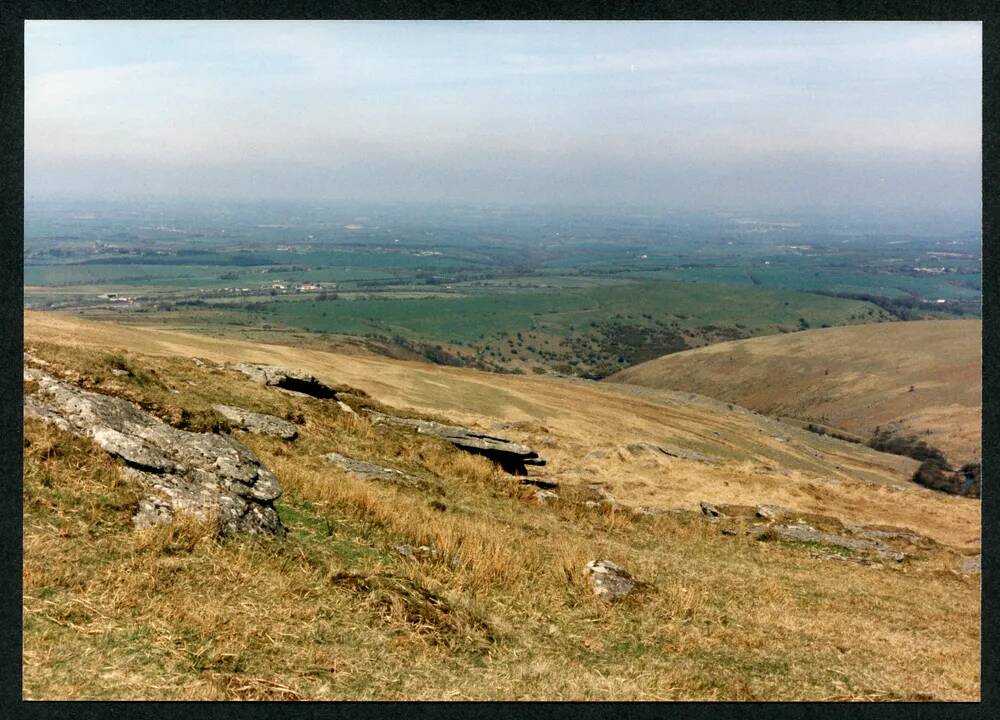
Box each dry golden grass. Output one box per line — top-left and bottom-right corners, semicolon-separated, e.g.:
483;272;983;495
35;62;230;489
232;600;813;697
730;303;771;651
21;316;981;700
23;311;981;548
609;319;982;466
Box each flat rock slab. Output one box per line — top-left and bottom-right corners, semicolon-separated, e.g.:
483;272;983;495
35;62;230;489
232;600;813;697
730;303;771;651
584;560;637;601
322;451;438;492
752;523;904;561
364;409;545;475
212;404;298;440
233;363;338;399
24;368;284;535
842;522;931;548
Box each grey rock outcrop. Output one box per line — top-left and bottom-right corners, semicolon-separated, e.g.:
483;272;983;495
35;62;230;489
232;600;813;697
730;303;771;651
364;409;545;475
751;523;904;561
336;400;357;416
212;404;298;440
756;504;791;521
322;451;437;492
699;501;721;518
233;363;338;399
583;560;637;601
24;368;284;535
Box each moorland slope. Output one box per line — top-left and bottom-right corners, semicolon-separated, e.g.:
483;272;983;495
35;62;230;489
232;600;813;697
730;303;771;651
608;320;981;467
21;311;981;700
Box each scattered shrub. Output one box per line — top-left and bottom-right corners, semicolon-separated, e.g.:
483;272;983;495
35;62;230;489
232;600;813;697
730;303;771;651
869;428;945;463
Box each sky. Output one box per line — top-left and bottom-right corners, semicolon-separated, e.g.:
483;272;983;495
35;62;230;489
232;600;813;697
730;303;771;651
24;20;982;213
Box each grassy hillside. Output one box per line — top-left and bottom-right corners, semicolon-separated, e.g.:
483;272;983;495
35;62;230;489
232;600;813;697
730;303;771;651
22;311;981;699
608;320;981;467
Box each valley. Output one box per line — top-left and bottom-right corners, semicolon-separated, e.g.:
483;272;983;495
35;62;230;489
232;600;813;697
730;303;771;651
24;201;980;378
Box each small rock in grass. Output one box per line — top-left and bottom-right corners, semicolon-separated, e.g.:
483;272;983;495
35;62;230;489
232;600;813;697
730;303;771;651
535;489;559;503
396;544;438;561
583;560;637;601
959;555;981;575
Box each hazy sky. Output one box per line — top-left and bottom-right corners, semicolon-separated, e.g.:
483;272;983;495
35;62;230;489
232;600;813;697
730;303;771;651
25;21;982;212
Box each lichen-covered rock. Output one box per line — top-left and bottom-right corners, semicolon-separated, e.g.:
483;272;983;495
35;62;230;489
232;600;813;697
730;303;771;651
583;560;637;601
212;404;298;440
24;368;284;535
232;363;338;399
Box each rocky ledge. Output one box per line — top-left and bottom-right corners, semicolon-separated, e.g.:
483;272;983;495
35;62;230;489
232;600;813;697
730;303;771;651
364;409;545;475
233;363;338;399
212;404;299;440
24;368;284;535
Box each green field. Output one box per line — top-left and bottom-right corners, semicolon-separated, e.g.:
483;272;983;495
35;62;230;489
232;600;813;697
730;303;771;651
260;281;893;344
618;267;981;301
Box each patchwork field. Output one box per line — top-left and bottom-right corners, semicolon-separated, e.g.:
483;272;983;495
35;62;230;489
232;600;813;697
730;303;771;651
24;201;980;380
